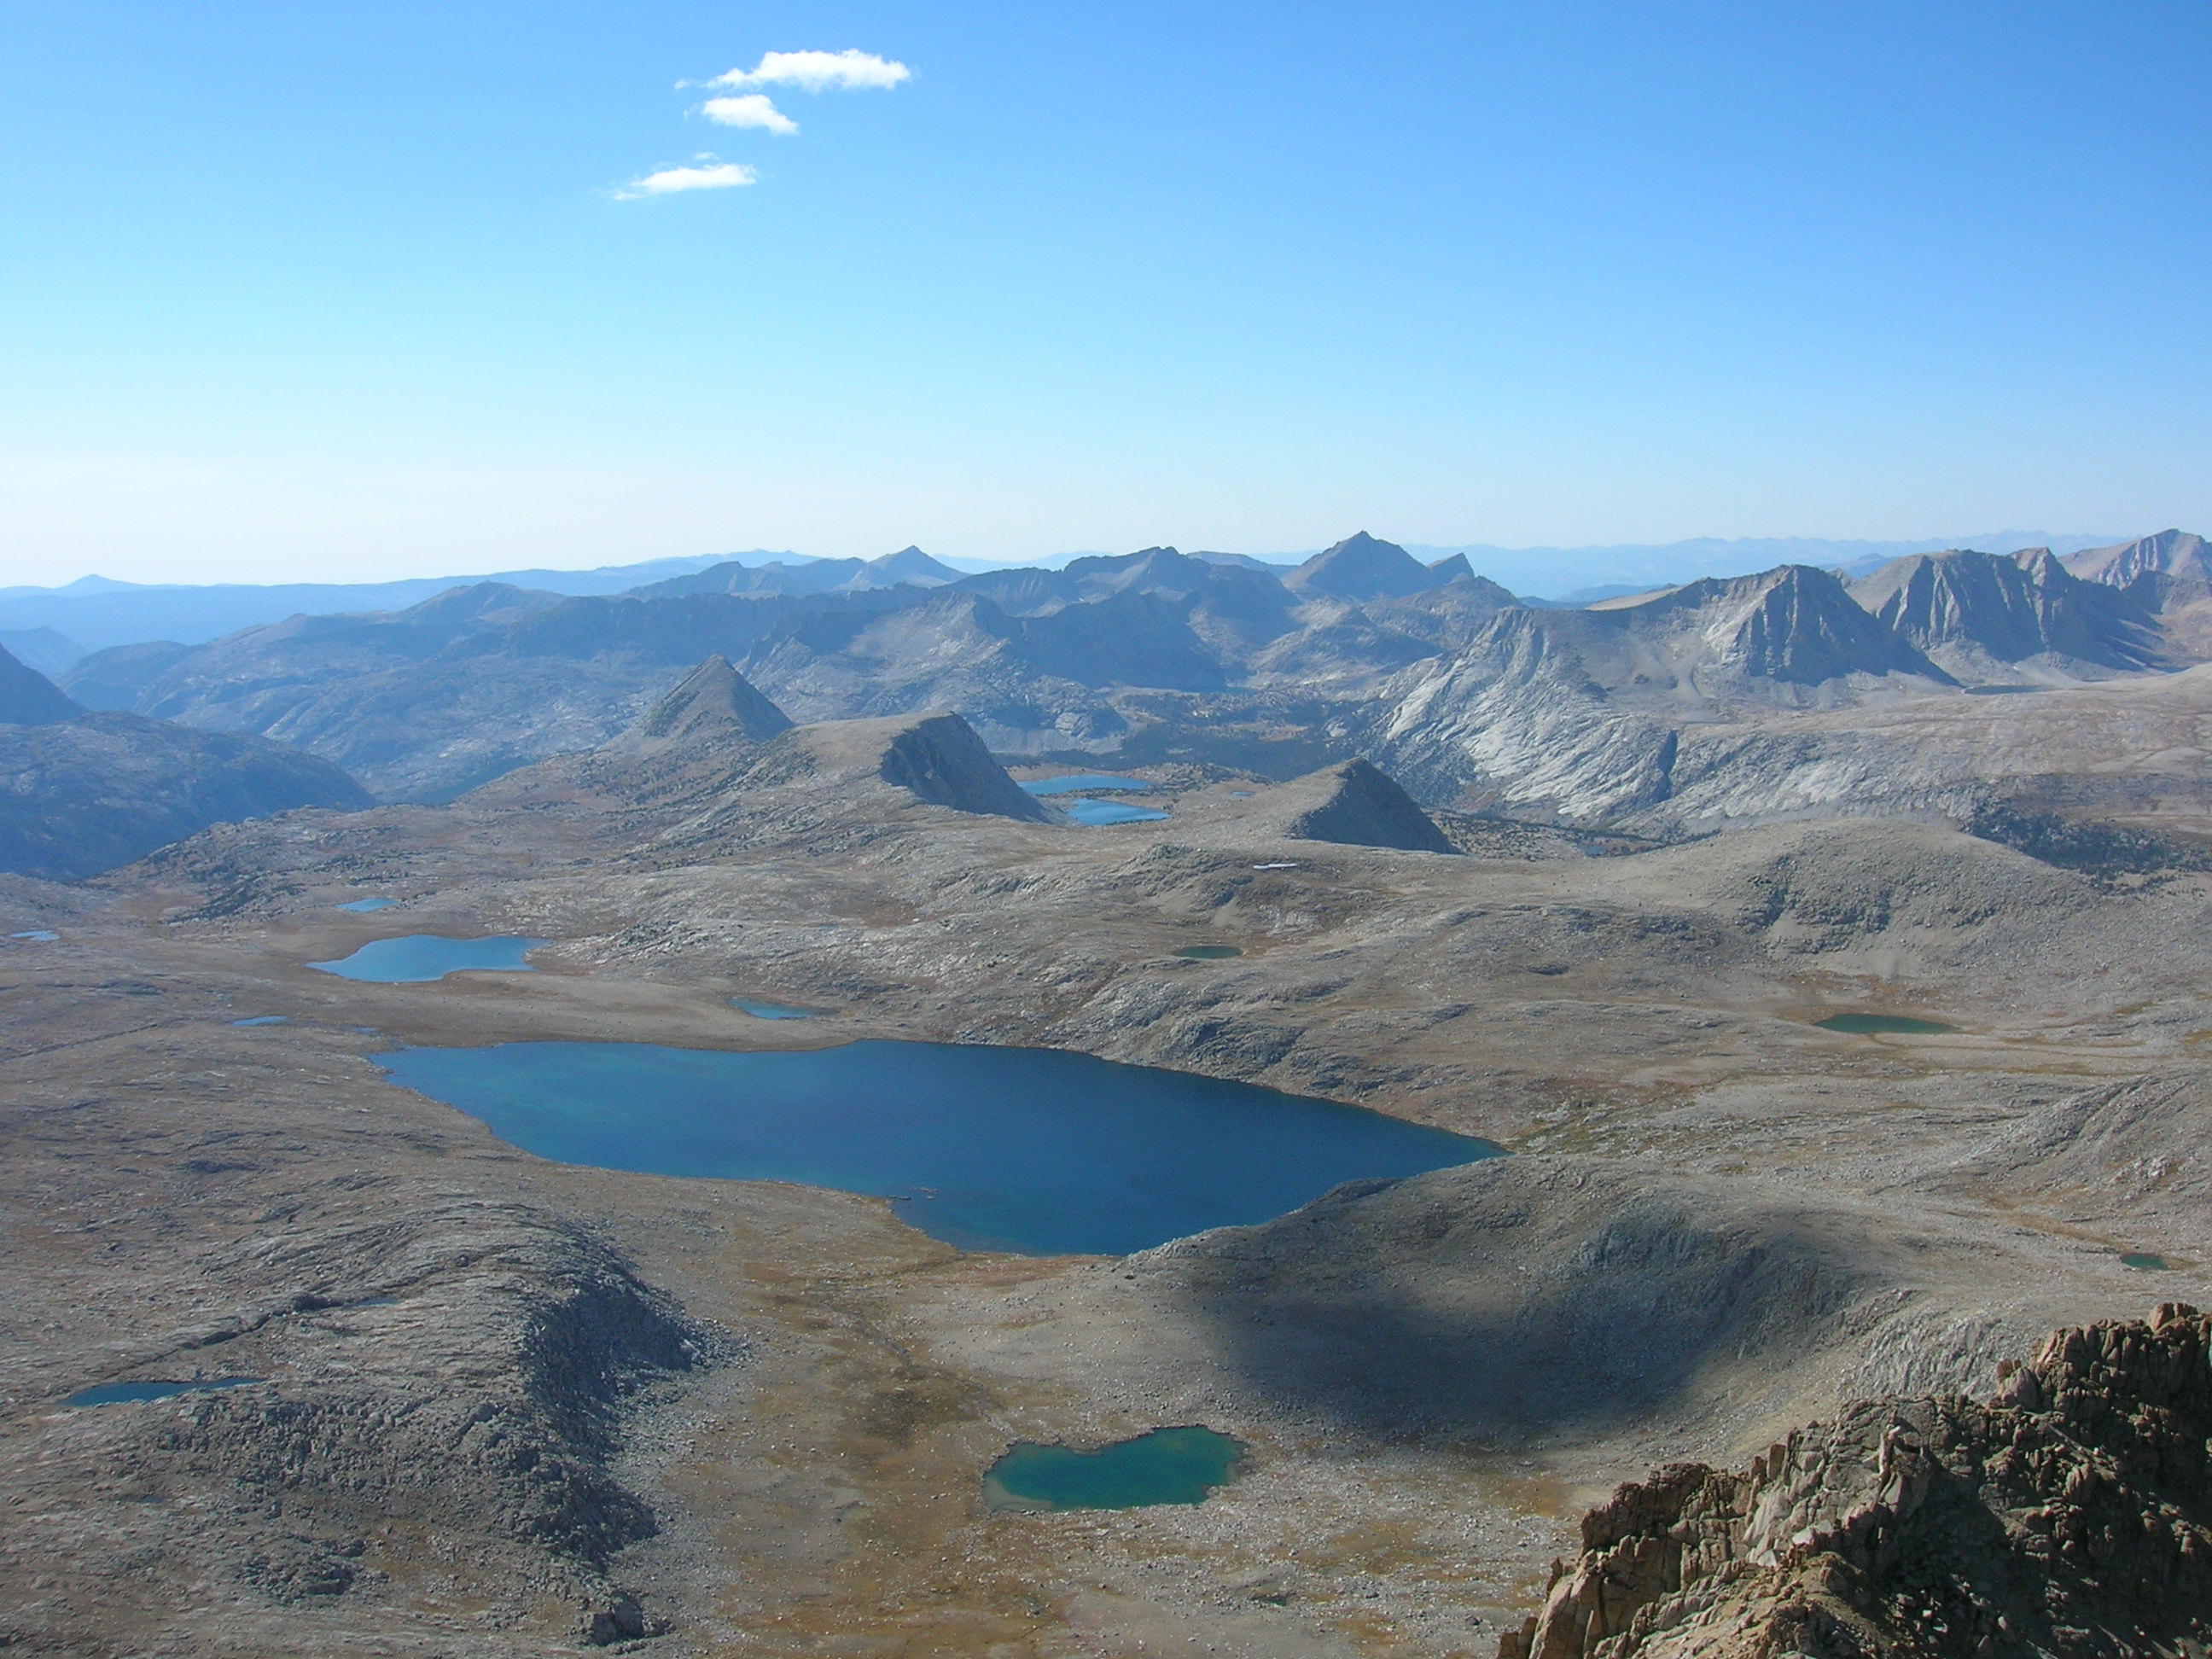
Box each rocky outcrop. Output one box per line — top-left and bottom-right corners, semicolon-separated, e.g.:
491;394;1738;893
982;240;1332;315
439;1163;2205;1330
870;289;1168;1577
1498;1304;2212;1659
608;655;792;754
1208;758;1458;853
684;711;1051;830
1849;548;2165;682
0;710;370;880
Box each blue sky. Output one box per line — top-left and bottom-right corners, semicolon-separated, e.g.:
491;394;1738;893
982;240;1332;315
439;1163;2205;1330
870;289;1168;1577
2;1;2209;584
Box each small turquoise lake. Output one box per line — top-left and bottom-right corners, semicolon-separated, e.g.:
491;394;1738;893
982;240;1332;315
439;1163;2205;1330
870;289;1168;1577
310;935;547;983
1066;799;1171;825
335;897;399;912
986;1427;1245;1511
376;1039;1497;1255
731;998;819;1021
67;1377;262;1407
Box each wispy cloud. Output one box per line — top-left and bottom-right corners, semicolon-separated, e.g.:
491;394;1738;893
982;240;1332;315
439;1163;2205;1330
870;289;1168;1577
614;156;757;199
707;49;911;93
700;92;799;134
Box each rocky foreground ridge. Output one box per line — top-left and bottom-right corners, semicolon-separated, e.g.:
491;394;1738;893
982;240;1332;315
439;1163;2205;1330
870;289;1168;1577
1503;1304;2212;1659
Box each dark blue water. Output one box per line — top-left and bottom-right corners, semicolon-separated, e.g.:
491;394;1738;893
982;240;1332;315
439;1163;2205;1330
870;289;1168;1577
376;1039;1497;1255
67;1377;263;1407
1021;774;1152;795
731;998;818;1021
986;1426;1245;1511
1067;799;1171;825
310;935;546;982
336;896;399;912
230;1016;288;1027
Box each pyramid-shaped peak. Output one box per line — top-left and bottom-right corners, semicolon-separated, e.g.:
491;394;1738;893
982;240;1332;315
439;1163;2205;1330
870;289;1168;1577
1286;533;1444;601
1215;757;1457;853
617;656;793;754
762;711;1051;822
863;545;961;585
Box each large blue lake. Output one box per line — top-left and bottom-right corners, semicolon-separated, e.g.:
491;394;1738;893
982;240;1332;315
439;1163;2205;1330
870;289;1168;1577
376;1039;1497;1255
310;935;546;982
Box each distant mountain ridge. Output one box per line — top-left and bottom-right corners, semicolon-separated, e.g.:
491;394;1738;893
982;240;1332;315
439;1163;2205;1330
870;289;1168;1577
48;529;2212;831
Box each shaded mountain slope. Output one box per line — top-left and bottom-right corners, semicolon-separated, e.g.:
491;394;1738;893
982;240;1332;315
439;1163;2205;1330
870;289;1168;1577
0;642;370;880
0;641;83;725
2065;528;2212;660
1134;1155;2096;1443
0;710;369;880
1500;1304;2212;1659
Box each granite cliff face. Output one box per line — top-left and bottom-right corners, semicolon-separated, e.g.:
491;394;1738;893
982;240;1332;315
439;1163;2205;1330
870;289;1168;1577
1500;1305;2212;1659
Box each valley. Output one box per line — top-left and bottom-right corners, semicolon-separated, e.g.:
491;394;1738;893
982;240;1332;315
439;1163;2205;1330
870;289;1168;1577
1;532;2209;1656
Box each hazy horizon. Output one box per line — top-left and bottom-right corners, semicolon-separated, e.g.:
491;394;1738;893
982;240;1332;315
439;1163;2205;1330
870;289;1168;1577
5;3;2209;585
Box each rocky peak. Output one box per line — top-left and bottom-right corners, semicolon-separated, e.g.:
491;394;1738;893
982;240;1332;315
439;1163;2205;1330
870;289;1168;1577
0;642;83;726
2065;528;2212;593
1499;1304;2212;1659
1272;758;1458;853
849;546;961;589
1849;547;2163;674
1628;563;1948;686
611;656;793;754
1286;533;1448;602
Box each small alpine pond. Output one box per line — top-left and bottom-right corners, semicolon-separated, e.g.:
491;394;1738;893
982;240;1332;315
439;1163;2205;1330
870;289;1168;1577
731;998;819;1021
2122;1253;2171;1271
1065;798;1170;825
376;1039;1499;1256
985;1427;1245;1511
1813;1013;1958;1035
335;897;399;912
310;934;547;982
1176;945;1243;959
67;1377;264;1407
1021;774;1153;796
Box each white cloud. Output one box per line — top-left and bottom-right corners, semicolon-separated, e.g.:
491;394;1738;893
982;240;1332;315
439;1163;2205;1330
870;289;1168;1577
615;157;757;199
708;49;910;93
700;92;798;134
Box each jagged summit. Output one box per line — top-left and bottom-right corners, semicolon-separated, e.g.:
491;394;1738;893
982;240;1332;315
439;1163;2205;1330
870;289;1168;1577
1502;1304;2212;1659
610;657;792;755
1850;545;2164;679
1286;533;1450;602
1212;758;1458;853
0;642;82;726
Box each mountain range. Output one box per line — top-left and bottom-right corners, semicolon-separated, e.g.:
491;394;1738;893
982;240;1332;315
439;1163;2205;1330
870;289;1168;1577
44;530;2204;814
